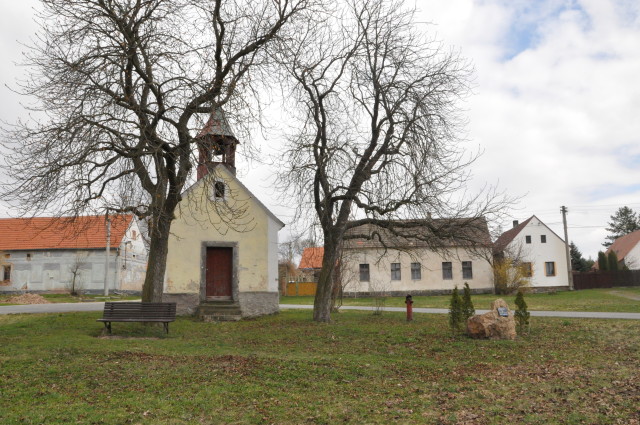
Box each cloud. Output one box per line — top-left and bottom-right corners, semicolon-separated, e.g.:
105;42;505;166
415;0;640;257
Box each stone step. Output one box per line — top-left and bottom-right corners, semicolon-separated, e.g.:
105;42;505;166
200;313;242;322
197;302;242;322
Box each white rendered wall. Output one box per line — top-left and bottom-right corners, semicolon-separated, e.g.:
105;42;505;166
341;247;494;293
507;217;569;288
624;243;640;270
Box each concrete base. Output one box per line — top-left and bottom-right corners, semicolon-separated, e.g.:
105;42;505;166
238;292;279;318
341;288;494;297
163;291;279;318
162;293;200;315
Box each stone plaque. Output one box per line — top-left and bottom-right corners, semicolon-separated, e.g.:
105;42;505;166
497;307;508;317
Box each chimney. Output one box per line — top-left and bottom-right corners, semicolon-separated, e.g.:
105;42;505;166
512;220;519;228
195;107;239;179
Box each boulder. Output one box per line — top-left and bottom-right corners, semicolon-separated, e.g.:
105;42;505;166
466;298;516;340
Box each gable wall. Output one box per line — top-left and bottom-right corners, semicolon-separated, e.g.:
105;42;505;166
508;217;569;287
164;170;275;296
625;242;640;270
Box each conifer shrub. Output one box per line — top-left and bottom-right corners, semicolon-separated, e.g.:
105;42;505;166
448;286;463;335
461;282;475;322
607;251;619;271
515;290;530;335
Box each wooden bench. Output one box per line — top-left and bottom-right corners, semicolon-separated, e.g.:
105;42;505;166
97;302;177;334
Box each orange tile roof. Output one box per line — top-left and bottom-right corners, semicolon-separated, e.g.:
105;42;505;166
0;215;132;251
298;247;324;270
606;229;640;262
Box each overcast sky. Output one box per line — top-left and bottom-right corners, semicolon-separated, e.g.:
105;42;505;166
1;0;639;260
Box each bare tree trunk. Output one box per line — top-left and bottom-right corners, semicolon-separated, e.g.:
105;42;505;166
313;239;339;322
142;212;173;302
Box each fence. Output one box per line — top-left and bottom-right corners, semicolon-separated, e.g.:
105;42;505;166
573;270;640;290
285;281;317;296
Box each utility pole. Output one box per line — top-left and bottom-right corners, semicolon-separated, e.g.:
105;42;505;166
104;215;111;296
561;206;574;290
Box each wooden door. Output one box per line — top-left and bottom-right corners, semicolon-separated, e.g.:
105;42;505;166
205;247;233;298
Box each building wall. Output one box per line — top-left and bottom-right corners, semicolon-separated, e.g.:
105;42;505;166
164;167;281;315
625;243;640;270
115;220;148;291
0;220;147;293
508;217;569;288
341;247;494;294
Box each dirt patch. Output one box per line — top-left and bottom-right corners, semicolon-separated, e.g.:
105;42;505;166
4;293;51;304
608;290;640;301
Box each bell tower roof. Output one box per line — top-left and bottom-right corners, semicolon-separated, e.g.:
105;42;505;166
195;107;239;179
196;107;237;140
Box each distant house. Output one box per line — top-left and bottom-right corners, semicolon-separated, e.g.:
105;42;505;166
604;230;640;270
493;216;569;290
338;218;494;295
298;247;324;282
0;215;147;293
162;108;284;319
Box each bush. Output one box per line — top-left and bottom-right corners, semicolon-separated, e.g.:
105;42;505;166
448;286;463;335
515;290;530;335
493;258;530;295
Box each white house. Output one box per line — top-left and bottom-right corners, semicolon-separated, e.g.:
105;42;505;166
605;229;640;270
339;218;495;295
0;214;147;293
493;215;570;290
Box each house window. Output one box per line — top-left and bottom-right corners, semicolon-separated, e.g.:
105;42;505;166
442;262;453;280
462;261;473;279
525;235;532;244
411;262;421;280
545;262;556;276
359;264;370;282
2;265;11;281
391;263;401;280
26;253;32;261
521;262;533;277
541;235;546;243
213;181;226;200
132;230;137;240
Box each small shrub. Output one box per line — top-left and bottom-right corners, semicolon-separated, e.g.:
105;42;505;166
461;282;475;322
514;290;530;335
448;286;463;335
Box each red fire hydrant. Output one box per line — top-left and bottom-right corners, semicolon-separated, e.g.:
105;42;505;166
405;294;413;322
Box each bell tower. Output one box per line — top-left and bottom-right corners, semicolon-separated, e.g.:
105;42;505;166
195;108;239;180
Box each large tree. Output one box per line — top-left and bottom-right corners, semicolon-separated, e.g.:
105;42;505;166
603;206;640;248
569;241;592;272
1;0;312;301
277;0;507;322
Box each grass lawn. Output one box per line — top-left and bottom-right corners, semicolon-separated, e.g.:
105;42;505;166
0;293;140;306
1;310;639;424
282;287;640;312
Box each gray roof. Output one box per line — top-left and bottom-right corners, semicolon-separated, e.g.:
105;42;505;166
196;107;237;139
343;217;491;249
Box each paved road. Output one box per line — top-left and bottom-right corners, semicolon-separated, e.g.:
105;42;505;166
0;302;108;315
280;304;640;320
1;302;639;319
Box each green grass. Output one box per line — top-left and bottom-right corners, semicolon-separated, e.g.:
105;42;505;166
282;287;640;312
1;310;639;424
0;293;140;305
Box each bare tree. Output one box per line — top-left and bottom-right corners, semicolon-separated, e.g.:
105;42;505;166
1;0;313;302
67;252;89;296
492;243;532;295
276;0;508;322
